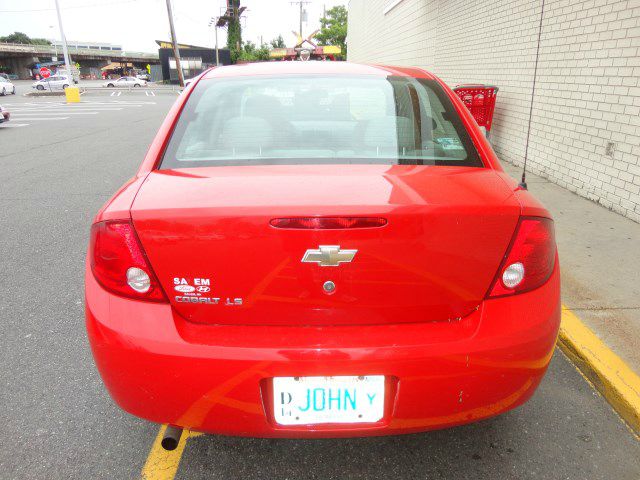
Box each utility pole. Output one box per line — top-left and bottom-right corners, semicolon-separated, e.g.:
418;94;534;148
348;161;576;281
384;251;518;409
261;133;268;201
165;0;184;87
53;0;73;83
290;1;311;39
208;17;220;66
215;26;220;66
299;1;303;40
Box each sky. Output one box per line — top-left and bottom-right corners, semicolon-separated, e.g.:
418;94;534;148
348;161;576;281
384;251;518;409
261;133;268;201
0;0;346;53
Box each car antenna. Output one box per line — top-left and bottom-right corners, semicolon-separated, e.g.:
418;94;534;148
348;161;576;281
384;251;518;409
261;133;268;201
520;0;546;190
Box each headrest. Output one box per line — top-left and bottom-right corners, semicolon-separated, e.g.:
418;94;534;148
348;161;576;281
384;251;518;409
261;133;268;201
220;116;274;150
244;94;283;118
363;116;415;149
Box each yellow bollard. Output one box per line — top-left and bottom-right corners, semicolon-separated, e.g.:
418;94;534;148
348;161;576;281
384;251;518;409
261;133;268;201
65;86;81;103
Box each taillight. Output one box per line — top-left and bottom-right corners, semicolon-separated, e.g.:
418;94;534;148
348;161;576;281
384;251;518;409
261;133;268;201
270;217;387;229
487;217;556;298
89;220;167;302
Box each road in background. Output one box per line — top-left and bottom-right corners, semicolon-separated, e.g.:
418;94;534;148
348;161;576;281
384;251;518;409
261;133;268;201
0;92;638;480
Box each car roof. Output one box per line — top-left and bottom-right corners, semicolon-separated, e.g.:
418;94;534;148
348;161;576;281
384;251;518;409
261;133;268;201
202;61;435;80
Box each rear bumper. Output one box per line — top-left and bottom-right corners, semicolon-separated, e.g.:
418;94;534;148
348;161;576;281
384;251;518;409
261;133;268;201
85;263;560;438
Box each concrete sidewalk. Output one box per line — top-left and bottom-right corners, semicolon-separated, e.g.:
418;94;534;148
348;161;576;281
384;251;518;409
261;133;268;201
502;162;640;373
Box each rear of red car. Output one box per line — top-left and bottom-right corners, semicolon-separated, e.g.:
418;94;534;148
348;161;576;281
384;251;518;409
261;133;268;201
85;62;560;437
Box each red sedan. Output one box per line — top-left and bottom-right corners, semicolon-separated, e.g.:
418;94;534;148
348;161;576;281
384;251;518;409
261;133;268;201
86;62;559;444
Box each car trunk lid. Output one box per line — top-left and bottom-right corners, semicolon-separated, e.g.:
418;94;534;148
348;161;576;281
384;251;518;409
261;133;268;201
131;165;520;326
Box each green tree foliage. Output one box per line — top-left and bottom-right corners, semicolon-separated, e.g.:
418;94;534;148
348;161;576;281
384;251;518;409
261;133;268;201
226;18;242;64
270;35;286;49
238;41;270;62
0;31;51;45
315;5;347;59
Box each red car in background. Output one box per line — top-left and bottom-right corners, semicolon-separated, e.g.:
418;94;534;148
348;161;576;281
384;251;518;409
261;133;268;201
86;62;560;443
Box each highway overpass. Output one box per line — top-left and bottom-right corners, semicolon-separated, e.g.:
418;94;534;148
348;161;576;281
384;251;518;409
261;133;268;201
0;42;159;79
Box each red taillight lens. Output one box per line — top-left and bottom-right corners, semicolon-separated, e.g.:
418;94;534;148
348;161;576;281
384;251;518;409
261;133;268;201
270;217;387;229
89;220;167;302
487;217;556;298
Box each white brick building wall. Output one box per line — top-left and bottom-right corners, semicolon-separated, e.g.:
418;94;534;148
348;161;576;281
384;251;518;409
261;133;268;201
347;0;640;222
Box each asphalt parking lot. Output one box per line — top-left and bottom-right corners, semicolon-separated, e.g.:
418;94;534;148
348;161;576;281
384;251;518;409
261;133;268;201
1;88;639;480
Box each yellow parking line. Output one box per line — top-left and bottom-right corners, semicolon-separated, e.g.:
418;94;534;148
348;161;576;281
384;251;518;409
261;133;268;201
140;425;202;480
558;306;640;436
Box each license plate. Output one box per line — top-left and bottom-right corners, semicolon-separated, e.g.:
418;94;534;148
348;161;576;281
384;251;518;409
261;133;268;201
273;375;385;425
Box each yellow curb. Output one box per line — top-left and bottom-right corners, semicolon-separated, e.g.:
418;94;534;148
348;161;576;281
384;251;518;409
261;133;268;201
558;306;640;436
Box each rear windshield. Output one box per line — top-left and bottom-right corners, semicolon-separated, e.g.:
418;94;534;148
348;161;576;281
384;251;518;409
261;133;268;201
160;75;482;168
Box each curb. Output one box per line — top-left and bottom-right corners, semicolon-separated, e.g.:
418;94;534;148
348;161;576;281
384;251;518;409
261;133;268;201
558;306;640;436
24;91;65;97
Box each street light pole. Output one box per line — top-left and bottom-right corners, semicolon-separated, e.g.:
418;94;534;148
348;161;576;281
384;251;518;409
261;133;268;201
165;0;184;87
53;0;73;82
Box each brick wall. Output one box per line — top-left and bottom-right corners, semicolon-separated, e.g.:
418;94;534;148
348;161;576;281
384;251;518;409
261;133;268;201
347;0;640;222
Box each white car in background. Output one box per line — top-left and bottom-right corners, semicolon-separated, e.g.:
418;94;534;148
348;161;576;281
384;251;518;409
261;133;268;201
0;77;16;96
103;76;147;88
32;75;72;91
0;104;9;123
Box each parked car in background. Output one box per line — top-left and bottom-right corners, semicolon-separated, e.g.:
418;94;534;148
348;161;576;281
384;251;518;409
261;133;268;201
86;62;560;442
136;73;150;81
103;76;147;88
0;77;16;95
32;75;72;91
0;104;10;123
56;68;80;84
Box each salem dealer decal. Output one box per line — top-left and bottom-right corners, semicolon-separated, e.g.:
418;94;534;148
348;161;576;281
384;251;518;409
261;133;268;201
173;277;242;306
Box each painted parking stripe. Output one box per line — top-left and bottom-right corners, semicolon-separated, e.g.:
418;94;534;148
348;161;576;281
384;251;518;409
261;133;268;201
10;106;127;111
0;123;29;128
87;102;155;105
140;425;201;480
9;116;70;121
11;112;100;116
4;100;153;105
11;108;124;112
18;104;132;108
3;99;155;130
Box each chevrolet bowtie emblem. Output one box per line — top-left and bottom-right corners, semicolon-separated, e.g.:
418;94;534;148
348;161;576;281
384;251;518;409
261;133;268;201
301;245;357;267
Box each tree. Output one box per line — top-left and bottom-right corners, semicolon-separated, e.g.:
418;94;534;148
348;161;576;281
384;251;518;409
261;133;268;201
238;41;270;62
315;5;347;59
0;31;51;45
226;17;242;64
270;35;286;49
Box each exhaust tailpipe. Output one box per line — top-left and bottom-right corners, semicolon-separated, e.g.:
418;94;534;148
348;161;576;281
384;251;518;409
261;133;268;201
161;425;183;451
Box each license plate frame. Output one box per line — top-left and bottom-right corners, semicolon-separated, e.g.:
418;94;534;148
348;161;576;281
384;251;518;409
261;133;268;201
272;375;385;426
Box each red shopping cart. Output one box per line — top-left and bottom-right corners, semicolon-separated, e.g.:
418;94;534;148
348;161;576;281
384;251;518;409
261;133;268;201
453;84;499;139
